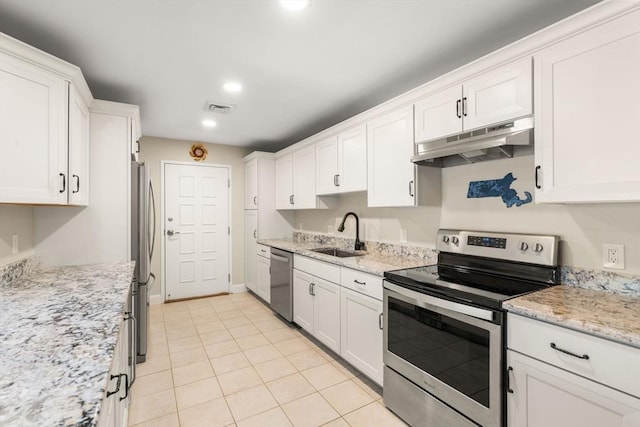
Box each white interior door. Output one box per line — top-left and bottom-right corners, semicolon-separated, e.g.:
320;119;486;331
164;163;230;300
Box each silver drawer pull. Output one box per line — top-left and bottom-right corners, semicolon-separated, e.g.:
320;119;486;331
354;279;366;285
550;342;590;360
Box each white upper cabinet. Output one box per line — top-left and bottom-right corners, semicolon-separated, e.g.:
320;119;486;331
367;106;417;207
0;51;69;204
534;9;640;203
275;153;294;209
276;145;335;210
244;157;258;209
0;34;92;206
68;84;90;206
414;57;532;143
292;145;316;208
316;124;367;195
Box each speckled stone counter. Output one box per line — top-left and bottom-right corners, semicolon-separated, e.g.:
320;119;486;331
259;237;436;276
0;262;135;426
504;286;640;348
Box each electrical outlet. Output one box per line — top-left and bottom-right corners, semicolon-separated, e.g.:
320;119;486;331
603;244;625;269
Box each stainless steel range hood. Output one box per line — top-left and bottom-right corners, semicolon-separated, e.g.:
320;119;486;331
411;117;534;167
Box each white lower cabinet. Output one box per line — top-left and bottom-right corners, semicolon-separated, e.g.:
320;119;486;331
507;350;640;427
507;314;640;427
340;287;383;386
244;210;257;293
98;319;130;427
256;252;270;303
293;265;341;354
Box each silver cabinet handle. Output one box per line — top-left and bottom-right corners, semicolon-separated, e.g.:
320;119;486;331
289;195;294;205
354;279;366;285
409;180;414;197
334;174;340;186
550;342;590;360
462;96;468;117
378;313;383;330
253;196;257;206
253;230;257;239
309;283;315;296
59;173;66;193
72;175;80;193
166;230;180;236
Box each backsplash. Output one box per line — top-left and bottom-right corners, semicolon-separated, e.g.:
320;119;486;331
292;230;438;264
561;267;640;297
0;255;39;286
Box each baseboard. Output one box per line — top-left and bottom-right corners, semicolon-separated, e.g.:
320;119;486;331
149;294;164;305
230;283;247;294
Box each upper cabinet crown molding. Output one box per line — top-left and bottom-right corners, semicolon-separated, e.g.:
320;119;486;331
0;32;92;106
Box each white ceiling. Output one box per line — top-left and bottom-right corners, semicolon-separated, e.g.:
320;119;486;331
0;0;600;151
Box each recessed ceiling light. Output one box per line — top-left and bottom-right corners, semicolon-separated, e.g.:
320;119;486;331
202;119;217;128
223;82;242;93
280;0;309;11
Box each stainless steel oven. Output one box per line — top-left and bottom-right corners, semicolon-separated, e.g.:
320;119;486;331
383;229;559;427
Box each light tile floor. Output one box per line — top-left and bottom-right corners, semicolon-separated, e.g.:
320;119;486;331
128;292;408;427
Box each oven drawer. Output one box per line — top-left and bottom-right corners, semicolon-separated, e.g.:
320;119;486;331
507;314;640;398
341;268;383;301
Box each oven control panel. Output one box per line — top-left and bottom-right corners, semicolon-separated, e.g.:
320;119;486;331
437;229;559;266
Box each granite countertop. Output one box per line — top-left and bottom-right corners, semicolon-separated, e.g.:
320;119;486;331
259;238;433;276
0;262;135;426
504;285;640;348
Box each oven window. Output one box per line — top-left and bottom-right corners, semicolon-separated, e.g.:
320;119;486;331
387;296;490;407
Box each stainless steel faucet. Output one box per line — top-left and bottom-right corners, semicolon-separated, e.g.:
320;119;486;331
338;212;366;251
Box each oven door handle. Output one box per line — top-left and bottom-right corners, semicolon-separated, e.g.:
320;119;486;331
384;281;495;322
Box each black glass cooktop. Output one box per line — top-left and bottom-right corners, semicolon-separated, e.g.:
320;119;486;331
384;253;559;310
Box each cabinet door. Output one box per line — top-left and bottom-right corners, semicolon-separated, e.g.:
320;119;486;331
315;135;339;195
534;10;640;203
244;158;258;209
292;145;316;208
414;85;462;143
463;57;532;130
340;287;383;385
367;106;416;207
313;277;341;354
256;255;271;303
244;211;257;292
293;269;314;334
275;154;294;209
337;125;367;193
507;350;640;427
0;52;68;204
68;85;90;206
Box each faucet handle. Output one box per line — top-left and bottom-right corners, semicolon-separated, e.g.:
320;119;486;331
355;241;366;251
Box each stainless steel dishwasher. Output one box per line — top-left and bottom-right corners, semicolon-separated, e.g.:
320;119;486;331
270;248;293;322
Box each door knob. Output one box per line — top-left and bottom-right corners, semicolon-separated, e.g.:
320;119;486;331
166;230;180;236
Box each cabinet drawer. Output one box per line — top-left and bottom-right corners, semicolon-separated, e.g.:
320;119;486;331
507;314;640;398
341;268;383;301
257;244;270;258
294;254;340;283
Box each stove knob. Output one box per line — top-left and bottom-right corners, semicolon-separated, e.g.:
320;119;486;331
519;242;529;251
442;236;450;244
451;236;459;245
534;243;544;253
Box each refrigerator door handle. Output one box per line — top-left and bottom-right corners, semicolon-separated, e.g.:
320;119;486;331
149;181;156;260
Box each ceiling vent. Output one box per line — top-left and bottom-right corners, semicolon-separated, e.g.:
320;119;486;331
205;102;235;114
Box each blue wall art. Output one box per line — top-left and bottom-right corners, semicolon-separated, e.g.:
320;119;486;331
467;172;532;208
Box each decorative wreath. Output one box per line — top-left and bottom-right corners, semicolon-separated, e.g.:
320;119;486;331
189;143;208;161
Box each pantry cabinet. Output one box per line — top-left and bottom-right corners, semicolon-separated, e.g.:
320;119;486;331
414;57;532;143
367;106;417;207
533;9;640;203
315;124;367;195
0;35;92;206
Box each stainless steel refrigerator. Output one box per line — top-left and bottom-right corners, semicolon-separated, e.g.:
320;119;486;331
131;161;156;364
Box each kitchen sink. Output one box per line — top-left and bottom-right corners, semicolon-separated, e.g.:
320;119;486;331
311;247;365;258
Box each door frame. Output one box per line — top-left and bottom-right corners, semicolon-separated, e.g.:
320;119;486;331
160;160;233;302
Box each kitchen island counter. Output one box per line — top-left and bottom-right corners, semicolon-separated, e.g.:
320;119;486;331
504;285;640;348
0;261;135;426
